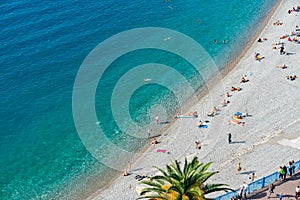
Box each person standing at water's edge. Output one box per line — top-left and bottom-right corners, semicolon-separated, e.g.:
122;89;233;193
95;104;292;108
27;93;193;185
155;116;159;124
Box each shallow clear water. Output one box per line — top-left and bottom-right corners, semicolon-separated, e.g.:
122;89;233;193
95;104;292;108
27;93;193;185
0;0;278;198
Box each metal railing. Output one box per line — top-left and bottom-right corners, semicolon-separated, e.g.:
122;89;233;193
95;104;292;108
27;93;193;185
215;160;300;200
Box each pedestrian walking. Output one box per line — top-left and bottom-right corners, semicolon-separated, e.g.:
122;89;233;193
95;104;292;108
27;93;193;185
237;187;243;199
279;192;283;200
242;182;248;198
296;185;300;200
228;133;232;144
268;183;275;198
280;45;284;55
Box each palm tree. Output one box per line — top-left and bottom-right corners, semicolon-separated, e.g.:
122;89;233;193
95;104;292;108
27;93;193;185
137;157;233;200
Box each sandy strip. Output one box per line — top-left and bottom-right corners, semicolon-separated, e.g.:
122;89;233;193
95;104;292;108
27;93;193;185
91;0;300;199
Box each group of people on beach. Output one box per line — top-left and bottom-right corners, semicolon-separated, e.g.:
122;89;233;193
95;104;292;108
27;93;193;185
287;6;300;14
272;21;300;80
128;4;299;195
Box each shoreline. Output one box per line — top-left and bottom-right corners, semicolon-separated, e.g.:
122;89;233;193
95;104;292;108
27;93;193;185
88;0;282;197
89;0;300;199
218;0;282;80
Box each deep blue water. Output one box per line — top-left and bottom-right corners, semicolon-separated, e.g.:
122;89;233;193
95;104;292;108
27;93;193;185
0;0;278;199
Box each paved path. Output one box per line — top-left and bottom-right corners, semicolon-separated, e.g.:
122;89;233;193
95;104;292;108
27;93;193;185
248;171;300;200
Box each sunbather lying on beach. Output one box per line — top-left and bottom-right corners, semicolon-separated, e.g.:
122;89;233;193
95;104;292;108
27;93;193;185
280;34;288;39
207;107;220;117
288;6;300;14
240;76;249;83
212;106;219;113
196;121;203;127
272;42;282;50
151;138;158;144
292;37;298;43
231;86;241;92
254;52;263;61
273;20;283;26
188;111;198;116
276;65;287;69
257;38;267;42
220;99;230;107
286;75;297;81
175;111;198;118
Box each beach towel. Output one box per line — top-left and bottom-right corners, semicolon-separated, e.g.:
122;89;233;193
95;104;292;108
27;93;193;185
175;115;198;118
230;119;245;126
156;149;166;153
232;115;242;120
198;125;208;128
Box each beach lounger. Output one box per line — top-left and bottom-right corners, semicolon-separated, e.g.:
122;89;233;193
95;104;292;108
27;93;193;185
230;119;245;126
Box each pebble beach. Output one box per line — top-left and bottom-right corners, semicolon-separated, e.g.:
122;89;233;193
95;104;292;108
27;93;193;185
92;0;300;199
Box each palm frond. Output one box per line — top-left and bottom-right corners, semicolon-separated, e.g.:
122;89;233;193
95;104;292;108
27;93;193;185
137;157;233;200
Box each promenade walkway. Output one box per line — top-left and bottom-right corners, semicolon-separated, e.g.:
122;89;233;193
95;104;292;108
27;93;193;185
248;171;300;199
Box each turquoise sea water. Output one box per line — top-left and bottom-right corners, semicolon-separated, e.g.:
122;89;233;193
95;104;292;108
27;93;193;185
0;0;278;199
